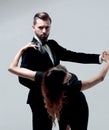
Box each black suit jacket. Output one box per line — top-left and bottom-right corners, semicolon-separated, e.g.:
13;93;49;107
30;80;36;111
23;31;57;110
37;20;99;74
19;38;100;104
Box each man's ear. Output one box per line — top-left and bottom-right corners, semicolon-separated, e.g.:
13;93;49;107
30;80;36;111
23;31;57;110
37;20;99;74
32;25;35;30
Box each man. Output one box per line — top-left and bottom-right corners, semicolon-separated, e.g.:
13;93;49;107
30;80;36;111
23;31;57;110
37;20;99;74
19;12;105;130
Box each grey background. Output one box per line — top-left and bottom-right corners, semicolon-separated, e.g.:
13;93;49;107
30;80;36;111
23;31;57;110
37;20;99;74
1;0;109;130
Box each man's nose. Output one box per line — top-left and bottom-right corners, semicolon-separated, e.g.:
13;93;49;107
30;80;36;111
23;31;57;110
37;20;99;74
42;28;47;33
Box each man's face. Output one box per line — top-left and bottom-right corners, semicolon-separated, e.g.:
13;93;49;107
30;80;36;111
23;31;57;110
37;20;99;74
32;18;51;41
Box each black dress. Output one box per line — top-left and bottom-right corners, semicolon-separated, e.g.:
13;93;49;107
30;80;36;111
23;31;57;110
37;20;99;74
58;73;89;130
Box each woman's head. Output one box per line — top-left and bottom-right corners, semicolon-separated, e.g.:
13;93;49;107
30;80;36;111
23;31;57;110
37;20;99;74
44;67;66;102
41;65;68;123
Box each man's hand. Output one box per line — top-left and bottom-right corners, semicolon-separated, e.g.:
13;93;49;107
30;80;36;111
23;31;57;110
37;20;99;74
101;50;109;62
101;51;109;62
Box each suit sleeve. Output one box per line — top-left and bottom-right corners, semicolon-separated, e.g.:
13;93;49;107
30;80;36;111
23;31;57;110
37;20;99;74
50;40;100;64
18;48;41;89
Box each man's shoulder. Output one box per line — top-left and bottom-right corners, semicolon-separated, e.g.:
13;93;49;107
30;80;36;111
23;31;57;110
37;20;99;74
47;39;58;46
22;47;37;57
48;39;57;43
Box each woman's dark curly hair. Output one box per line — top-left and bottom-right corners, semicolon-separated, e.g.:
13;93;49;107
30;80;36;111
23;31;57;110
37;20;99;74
41;65;67;123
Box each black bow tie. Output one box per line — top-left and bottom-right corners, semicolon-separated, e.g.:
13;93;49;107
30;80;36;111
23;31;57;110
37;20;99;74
41;39;47;46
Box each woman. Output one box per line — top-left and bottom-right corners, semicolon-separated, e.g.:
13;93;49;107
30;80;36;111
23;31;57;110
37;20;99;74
8;43;109;130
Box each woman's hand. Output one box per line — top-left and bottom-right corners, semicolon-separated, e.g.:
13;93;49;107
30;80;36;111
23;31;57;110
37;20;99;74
21;42;38;52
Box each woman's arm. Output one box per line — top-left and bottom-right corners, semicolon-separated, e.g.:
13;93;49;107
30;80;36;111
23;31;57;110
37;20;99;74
81;52;109;91
8;43;37;81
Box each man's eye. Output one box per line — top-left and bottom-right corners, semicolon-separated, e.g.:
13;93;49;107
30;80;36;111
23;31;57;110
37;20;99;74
46;27;49;30
39;27;43;30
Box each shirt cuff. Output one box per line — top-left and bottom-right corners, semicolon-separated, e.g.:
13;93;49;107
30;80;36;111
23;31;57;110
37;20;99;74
99;54;103;64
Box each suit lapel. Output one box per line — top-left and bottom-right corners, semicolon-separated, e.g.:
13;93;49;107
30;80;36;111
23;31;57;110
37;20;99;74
31;37;39;44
